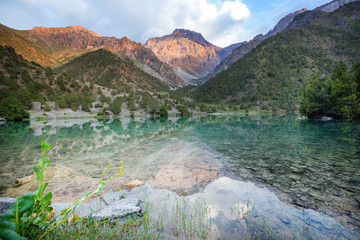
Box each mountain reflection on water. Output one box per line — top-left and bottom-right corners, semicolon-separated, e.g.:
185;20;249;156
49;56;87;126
0;115;359;234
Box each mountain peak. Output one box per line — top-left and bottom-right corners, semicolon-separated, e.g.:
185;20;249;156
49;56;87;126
145;29;222;83
171;29;214;47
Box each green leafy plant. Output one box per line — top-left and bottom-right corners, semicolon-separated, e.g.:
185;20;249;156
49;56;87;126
0;141;124;240
159;105;168;117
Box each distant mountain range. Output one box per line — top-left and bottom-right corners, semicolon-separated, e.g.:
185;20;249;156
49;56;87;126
0;0;359;112
0;24;184;87
0;25;244;86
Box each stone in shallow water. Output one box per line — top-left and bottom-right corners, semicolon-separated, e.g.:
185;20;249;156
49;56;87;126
321;116;333;121
0;197;16;214
91;198;142;219
126;179;145;189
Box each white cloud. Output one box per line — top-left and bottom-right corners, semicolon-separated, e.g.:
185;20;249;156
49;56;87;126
2;0;251;47
220;1;250;21
147;0;251;46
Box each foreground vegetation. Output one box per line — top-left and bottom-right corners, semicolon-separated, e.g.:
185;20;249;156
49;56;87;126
0;142;124;240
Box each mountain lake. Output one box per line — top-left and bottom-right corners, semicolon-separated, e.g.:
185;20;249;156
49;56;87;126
0;115;359;239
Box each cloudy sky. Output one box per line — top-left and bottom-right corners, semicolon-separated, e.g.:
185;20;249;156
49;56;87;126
0;0;330;47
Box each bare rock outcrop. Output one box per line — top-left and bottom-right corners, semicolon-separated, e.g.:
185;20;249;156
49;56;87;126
145;29;223;83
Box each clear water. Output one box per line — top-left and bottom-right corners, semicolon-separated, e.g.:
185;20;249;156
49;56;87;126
0;115;359;231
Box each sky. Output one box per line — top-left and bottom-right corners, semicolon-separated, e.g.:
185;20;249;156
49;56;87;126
0;0;331;47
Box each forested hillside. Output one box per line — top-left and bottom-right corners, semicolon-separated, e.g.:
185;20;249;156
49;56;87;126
195;2;360;111
0;45;94;115
56;49;170;93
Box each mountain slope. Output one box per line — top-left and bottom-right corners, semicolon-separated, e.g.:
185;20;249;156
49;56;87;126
199;9;310;84
0;24;88;66
0;25;184;87
56;49;169;92
0;45;97;112
200;0;359;84
145;29;222;83
217;42;245;60
195;2;360;110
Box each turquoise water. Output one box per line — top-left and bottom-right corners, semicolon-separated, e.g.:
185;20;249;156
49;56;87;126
0;115;359;232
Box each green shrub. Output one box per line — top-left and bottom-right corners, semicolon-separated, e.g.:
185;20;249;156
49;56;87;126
300;61;360;119
56;96;67;109
82;104;90;112
0;97;30;121
159;104;168;117
44;104;51;112
45;67;54;77
177;105;190;117
108;97;122;115
199;104;208;112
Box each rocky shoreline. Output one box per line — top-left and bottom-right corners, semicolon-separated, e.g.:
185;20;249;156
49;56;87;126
1;178;359;239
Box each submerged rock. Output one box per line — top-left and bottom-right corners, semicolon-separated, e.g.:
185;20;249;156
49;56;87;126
321;116;333;121
90;108;103;113
105;110;114;117
126;179;145;189
0;197;16;214
0;117;6;124
3;166;98;202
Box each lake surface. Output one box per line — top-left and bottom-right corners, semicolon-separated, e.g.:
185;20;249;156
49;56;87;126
0;115;359;236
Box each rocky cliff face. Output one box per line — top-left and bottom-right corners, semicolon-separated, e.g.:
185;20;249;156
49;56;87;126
145;29;223;84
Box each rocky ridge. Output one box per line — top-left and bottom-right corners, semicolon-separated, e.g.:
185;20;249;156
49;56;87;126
315;0;358;12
